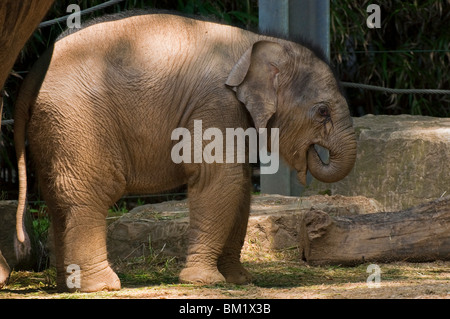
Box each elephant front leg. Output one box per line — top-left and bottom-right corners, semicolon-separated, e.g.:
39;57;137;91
51;204;121;292
180;165;252;285
179;195;227;284
217;190;252;285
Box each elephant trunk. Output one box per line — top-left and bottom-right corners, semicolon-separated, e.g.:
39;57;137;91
307;122;357;184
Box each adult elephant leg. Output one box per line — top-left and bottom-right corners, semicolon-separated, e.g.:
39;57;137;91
217;165;252;284
180;164;250;284
0;250;10;288
0;0;54;90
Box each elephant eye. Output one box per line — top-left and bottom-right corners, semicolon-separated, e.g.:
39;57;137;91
318;105;330;117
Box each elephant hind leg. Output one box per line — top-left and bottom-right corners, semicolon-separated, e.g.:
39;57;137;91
50;201;121;293
41;171;124;292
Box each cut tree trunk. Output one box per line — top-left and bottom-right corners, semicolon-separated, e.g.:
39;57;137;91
299;196;450;266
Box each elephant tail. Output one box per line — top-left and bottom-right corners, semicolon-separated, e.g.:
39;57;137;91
13;86;32;262
13;46;53;263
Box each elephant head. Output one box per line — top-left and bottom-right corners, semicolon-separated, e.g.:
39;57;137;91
226;40;356;185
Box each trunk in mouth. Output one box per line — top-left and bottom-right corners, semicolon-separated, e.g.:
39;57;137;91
307;128;357;184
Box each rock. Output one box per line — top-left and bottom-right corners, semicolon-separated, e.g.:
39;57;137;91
304;115;450;211
251;194;383;216
107;200;190;261
106;194;383;261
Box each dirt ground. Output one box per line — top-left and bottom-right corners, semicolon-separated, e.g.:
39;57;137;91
1;259;449;299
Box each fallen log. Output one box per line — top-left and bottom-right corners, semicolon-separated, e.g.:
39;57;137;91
299;196;450;266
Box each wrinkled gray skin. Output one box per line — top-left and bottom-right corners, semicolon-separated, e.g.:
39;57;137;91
13;12;356;292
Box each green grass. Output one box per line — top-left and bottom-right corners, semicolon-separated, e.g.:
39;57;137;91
29;203;50;243
107;201;129;217
114;243;181;286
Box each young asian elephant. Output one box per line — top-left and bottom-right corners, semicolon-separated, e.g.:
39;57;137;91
13;11;356;292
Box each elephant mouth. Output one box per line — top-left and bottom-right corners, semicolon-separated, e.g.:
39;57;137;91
296;171;308;186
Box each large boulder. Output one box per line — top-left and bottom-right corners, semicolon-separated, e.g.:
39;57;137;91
304;115;450;211
106;194;383;261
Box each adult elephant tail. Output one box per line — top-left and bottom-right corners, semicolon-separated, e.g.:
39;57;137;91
13;83;33;263
14;100;31;262
13;45;53;264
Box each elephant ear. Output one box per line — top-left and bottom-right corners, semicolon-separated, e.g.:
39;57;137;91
226;41;287;129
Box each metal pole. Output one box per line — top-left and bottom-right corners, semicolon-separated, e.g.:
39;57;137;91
289;0;330;56
258;0;289;36
259;0;330;196
259;0;291;196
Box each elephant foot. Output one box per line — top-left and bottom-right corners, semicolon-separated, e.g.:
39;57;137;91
179;266;225;285
77;268;121;293
218;262;252;285
59;264;121;293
